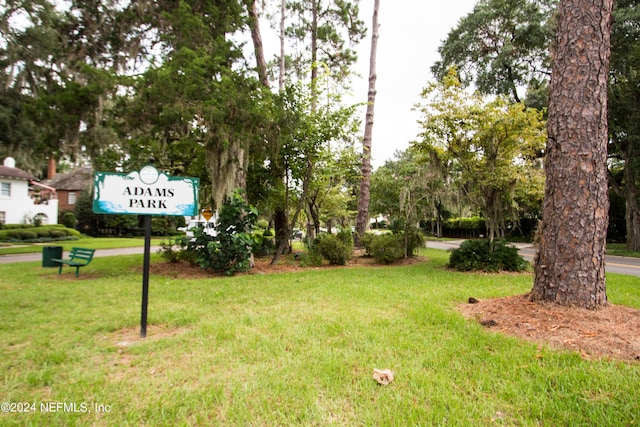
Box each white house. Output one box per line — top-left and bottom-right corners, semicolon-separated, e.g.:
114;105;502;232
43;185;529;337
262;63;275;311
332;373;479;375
0;157;58;225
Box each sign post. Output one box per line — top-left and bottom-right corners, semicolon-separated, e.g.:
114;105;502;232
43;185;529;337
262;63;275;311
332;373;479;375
93;165;199;337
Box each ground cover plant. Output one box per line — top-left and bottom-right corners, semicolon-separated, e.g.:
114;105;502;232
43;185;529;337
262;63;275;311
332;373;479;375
0;250;639;425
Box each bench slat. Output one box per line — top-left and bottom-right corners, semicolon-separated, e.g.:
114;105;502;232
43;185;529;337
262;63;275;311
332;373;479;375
54;247;95;277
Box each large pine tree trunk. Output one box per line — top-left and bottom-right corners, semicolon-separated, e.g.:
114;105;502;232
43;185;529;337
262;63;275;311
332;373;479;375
355;0;380;246
246;0;269;88
531;0;613;309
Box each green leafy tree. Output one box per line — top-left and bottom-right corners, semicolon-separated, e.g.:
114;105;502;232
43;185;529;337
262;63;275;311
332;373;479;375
414;69;546;247
432;0;556;103
608;0;640;251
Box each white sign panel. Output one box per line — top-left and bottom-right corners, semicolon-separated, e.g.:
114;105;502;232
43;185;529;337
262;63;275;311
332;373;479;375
93;166;199;216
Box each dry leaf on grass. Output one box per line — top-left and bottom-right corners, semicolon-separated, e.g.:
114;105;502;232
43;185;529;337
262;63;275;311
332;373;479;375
373;368;394;385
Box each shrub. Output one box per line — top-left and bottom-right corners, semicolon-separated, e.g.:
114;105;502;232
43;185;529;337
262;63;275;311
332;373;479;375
298;249;323;267
448;239;529;272
360;232;376;254
7;230;22;240
314;230;353;266
195;190;258;275
60;211;77;229
389;220;426;257
367;233;405;264
36;229;52;238
255;219;269;230
251;232;275;257
158;238;183;263
19;231;37;240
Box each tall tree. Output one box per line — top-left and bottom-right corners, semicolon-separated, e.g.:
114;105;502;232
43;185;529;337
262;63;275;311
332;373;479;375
432;0;556;102
531;0;613;308
414;69;546;247
608;0;640;251
355;0;380;246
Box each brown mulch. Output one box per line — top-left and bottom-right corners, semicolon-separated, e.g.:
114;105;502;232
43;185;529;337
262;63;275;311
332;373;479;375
459;294;640;362
149;255;640;363
148;250;424;279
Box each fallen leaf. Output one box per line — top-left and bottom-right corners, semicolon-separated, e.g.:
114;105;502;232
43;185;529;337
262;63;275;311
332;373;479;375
372;368;394;385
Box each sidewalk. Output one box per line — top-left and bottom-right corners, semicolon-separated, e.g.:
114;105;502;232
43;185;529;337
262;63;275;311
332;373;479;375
0;246;160;264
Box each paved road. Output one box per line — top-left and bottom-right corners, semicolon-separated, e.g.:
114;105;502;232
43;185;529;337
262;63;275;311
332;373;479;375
0;246;161;264
426;239;640;277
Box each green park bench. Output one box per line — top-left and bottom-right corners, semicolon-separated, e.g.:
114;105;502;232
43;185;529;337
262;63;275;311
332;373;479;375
53;247;96;277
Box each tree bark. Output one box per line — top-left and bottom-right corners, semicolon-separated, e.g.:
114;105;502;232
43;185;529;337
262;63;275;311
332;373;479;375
279;0;286;92
531;0;613;309
206;137;247;210
355;0;380;246
245;0;270;88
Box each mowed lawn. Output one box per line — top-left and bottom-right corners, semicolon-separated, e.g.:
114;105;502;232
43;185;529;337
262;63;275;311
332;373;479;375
1;249;639;426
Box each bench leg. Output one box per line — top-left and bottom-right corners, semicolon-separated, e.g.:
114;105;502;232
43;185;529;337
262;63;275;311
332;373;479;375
75;266;80;278
58;264;63;275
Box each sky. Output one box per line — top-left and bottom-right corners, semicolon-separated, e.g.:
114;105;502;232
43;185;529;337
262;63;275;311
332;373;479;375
348;1;478;168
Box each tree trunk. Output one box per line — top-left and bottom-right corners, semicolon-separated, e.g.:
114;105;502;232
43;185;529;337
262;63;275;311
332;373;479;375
206;137;247;210
355;0;380;247
279;0;286;92
245;0;270;88
531;0;613;309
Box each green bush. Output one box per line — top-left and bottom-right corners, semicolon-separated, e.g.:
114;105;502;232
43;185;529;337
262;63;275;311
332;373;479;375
298;250;323;267
314;230;353;266
19;231;38;240
158;238;183;263
448;239;529;272
194;190;258;275
0;225;79;242
367;233;405;264
255;219;269;230
360;232;376;254
251;232;275;257
60;211;77;229
36;229;52;238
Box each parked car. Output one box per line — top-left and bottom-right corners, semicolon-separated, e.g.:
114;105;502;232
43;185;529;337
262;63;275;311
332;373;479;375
179;220;216;238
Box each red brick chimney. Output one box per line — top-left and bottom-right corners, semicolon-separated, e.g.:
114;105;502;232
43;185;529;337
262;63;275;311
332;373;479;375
47;158;56;180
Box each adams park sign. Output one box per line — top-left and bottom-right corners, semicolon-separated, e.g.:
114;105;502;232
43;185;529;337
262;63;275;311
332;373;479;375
93;165;199;216
92;165;199;338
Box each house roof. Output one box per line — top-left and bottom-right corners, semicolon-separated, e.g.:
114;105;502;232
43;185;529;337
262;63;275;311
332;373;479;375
0;164;35;181
49;167;93;191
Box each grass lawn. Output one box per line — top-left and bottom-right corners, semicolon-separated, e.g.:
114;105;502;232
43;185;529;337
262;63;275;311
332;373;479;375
1;249;639;425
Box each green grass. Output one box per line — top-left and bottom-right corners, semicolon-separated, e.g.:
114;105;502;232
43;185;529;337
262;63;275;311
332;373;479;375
0;249;639;426
607;243;640;258
0;237;171;255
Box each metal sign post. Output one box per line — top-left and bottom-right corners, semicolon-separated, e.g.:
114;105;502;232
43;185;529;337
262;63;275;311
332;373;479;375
92;164;199;338
140;215;152;338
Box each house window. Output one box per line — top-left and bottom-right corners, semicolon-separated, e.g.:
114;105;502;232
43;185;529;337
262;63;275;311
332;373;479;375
68;192;77;205
1;183;10;197
0;212;5;224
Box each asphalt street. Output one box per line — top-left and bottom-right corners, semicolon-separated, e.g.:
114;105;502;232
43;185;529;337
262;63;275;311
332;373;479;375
2;242;640;277
0;246;161;264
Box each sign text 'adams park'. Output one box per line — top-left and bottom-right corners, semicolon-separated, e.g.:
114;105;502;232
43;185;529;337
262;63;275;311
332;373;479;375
93;165;199;216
